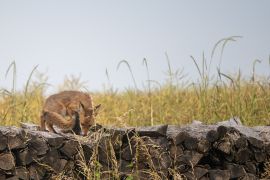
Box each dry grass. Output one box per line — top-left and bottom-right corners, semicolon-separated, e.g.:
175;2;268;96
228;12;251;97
1;71;269;127
1;37;270;127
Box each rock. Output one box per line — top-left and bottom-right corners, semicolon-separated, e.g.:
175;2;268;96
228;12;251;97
176;151;203;167
0;133;7;151
81;143;93;163
206;130;219;143
216;117;242;126
15;167;29;180
242;173;259;180
183;136;199;150
121;139;136;161
27;136;49;156
194;166;208;179
217;126;229;139
169;144;184;158
59;140;79;158
28;164;47;180
0;127;26;150
244;162;257;175
20;122;40;131
209;169;231;180
254;151;266;163
248;137;264;149
27;130;65;148
14;147;37;166
106;127;136;145
225;163;246;179
197;139;210;153
1;120;270;179
174;131;190;145
119;160;133;173
151;150;171;170
235;136;248;149
182;171;195;180
40;149;67;173
149;137;169;149
0;152;15;171
235;148;251;163
136;124;168;137
216;140;231;154
6;176;18;180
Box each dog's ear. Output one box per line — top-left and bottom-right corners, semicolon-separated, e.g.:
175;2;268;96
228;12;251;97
79;102;85;112
94;104;101;116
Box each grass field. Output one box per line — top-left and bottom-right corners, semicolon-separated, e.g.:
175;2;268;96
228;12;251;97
1;39;269;128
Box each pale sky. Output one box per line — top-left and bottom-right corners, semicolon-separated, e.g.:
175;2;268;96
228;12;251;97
0;0;269;92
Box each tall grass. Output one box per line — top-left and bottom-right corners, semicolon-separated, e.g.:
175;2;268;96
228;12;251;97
0;37;269;127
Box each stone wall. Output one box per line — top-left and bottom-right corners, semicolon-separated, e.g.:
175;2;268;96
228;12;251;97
0;118;270;179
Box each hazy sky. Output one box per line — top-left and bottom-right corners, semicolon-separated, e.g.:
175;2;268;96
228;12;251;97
0;0;269;92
